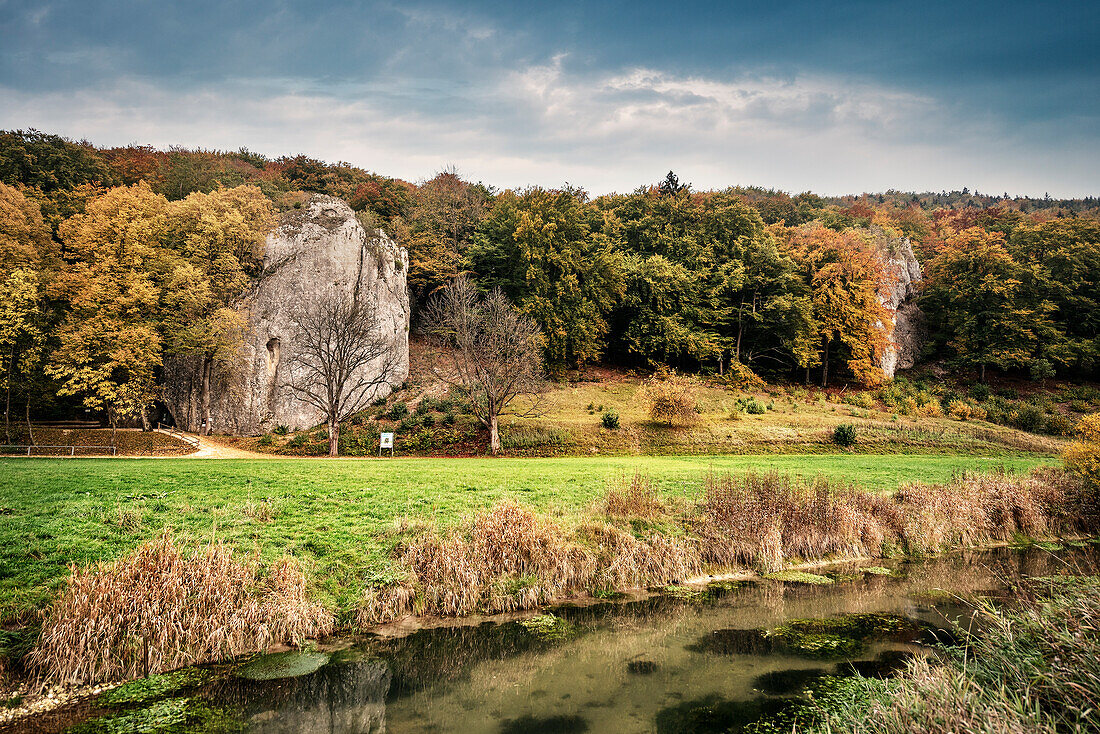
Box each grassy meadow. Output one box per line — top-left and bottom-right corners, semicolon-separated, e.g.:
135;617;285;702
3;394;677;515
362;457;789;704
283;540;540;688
0;453;1055;622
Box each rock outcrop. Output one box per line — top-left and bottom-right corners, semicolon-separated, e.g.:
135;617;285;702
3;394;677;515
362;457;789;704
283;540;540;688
868;227;926;379
164;195;409;434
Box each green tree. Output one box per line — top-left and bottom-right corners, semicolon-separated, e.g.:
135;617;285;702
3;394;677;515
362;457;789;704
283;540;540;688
922;228;1054;382
469;188;623;372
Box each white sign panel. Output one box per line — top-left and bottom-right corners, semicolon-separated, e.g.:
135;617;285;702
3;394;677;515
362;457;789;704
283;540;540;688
379;432;394;449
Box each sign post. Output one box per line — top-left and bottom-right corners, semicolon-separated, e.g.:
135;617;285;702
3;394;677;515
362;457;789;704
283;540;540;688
379;432;394;457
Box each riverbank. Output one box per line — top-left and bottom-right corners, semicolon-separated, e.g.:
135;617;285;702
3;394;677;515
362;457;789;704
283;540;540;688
5;463;1094;692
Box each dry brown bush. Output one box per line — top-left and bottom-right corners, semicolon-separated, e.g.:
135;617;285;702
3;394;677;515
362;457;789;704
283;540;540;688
369;502;595;621
584;523;701;591
695;472;885;572
30;532;332;685
695;468;1085;570
642;370;698;426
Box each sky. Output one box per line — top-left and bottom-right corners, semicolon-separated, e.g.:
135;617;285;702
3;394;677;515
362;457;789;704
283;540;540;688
1;0;1098;196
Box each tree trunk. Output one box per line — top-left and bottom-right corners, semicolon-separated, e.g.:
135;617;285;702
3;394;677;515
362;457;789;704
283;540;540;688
979;363;986;384
25;399;35;446
804;367;810;386
108;407;118;448
735;323;743;363
3;346;12;444
489;414;501;455
821;337;830;388
328;419;339;457
200;356;213;436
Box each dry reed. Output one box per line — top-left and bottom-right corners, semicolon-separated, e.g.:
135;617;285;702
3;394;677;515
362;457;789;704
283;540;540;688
359;466;1093;628
605;471;667;519
30;532;332;685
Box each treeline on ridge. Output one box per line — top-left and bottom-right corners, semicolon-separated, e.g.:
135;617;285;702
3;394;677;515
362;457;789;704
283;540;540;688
1;129;1098;429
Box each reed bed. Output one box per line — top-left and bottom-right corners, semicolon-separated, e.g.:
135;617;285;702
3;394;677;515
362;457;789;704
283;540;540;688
362;467;1094;626
30;532;332;685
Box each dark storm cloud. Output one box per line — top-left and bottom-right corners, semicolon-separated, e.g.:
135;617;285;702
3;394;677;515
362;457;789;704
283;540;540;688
0;0;1097;194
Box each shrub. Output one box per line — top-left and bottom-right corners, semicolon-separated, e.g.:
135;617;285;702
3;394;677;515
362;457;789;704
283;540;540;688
1069;400;1092;413
398;416;419;432
947;401;971;421
721;361;766;390
1010;404;1047;433
442;412;456;426
738;397;767;414
386;402;409;420
1046;414;1075;436
272;425;289;436
969;382;992;401
833;424;857;446
916;400;943;418
421;413;436;427
30;533;331;685
601;411;620;430
643;370;698;426
1030;358;1056;383
844;392;874;409
286;433;307;448
1063;413;1100;489
257;434;275;447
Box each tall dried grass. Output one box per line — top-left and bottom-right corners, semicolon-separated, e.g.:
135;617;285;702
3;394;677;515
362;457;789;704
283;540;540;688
362;502;595;623
359;467;1093;629
605;471;666;519
695;472;890;572
695;469;1086;570
30;532;332;685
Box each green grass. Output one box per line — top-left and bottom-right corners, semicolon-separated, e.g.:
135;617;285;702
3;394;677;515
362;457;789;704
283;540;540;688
0;454;1054;621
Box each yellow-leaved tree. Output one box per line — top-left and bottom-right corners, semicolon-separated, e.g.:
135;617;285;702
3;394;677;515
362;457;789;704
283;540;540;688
47;183;170;439
163;186;275;433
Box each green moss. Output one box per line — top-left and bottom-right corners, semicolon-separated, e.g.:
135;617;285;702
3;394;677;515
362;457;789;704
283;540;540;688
98;668;212;707
660;584;710;600
70;698;242;734
763;571;834;585
861;566;894;576
518;613;576;641
235;651;330;681
767;614;922;659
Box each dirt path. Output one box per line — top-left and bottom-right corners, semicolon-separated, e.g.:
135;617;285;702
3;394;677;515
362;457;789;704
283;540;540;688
187;434;269;458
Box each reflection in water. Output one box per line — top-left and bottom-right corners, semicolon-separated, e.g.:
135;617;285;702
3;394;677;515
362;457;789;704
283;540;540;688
186;547;1093;734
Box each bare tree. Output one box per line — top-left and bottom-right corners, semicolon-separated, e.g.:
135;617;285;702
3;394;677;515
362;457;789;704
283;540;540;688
286;295;401;456
422;276;545;454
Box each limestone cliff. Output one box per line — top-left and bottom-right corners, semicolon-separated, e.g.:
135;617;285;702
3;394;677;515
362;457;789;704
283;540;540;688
163;195;409;434
866;226;926;379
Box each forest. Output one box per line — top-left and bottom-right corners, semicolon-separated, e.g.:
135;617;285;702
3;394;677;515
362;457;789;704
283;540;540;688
2;128;1099;430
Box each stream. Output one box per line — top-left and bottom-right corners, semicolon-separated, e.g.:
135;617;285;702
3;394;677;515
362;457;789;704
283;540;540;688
17;544;1097;734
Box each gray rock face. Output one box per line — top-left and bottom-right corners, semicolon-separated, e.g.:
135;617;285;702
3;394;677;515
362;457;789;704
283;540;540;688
164;195;409;434
867;227;926;379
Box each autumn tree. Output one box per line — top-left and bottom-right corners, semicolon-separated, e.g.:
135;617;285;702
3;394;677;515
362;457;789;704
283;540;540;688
162;186;276;432
47;183;170;437
286;294;402;457
422;276;545;454
788;224;893;386
922;227;1053;382
397;169;487;308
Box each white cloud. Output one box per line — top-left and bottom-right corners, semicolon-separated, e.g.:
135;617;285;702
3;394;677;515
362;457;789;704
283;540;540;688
1;60;1096;196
